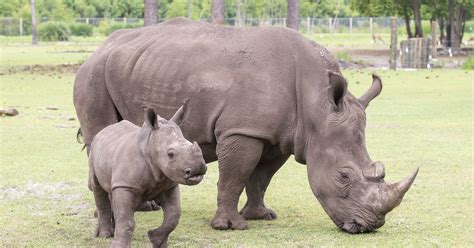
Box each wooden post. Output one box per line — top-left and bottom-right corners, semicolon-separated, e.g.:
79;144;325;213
369;17;373;35
431;21;437;58
307;17;310;33
188;0;192;19
86;17;89;24
389;17;398;70
19;18;23;36
349;17;352;34
329;17;332;33
123;17;127;24
31;0;37;45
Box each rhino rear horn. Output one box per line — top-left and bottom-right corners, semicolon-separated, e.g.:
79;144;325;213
170;98;189;124
359;74;382;109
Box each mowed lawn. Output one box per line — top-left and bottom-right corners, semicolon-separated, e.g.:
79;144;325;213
1;38;473;247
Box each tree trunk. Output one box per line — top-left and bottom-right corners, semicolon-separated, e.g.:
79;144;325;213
144;0;158;26
447;0;454;47
411;0;423;37
287;0;299;31
403;4;413;38
212;0;225;24
31;0;37;45
439;18;445;46
450;4;467;48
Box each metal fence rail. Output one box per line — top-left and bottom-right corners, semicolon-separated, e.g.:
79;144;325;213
1;16;403;36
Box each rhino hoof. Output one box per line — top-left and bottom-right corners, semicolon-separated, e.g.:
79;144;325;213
240;206;277;220
211;215;248;230
96;230;113;238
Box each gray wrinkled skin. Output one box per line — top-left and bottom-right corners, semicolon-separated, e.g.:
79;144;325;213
75;17;418;233
89;106;206;248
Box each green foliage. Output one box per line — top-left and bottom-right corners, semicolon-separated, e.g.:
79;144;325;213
37;0;75;21
69;22;92;36
96;19;142;36
462;53;474;70
335;51;352;62
38;21;71;41
0;0;28;17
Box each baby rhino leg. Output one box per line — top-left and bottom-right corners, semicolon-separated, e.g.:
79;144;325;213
148;186;181;248
110;188;138;248
91;178;114;238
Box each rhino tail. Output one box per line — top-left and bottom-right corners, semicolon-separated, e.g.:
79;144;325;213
76;127;88;152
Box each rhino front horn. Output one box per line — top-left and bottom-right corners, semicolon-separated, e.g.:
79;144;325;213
380;168;419;214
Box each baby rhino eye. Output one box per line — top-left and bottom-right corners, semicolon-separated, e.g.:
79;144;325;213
167;149;175;158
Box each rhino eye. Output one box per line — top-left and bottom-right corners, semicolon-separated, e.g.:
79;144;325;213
167;149;175;158
335;170;353;197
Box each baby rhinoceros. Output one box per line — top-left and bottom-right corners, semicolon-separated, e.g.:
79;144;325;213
88;106;207;248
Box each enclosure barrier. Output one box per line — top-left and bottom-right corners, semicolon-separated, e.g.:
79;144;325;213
0;17;403;36
400;38;431;69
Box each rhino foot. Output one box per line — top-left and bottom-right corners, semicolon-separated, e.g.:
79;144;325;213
211;212;248;230
95;226;114;238
137;201;161;212
240;206;277;220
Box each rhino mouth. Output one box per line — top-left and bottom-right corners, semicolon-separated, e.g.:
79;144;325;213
184;173;204;185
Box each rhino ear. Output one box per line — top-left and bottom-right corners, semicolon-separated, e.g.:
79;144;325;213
144;108;160;130
170;98;189;125
327;71;347;112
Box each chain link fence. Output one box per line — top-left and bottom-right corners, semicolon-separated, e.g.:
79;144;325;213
1;16;403;36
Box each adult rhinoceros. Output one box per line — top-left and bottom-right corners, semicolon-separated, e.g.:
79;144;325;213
74;17;418;233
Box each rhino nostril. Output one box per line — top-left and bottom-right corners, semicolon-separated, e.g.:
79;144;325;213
184;168;192;177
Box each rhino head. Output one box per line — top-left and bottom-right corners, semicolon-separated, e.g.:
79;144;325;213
138;103;207;185
297;71;418;233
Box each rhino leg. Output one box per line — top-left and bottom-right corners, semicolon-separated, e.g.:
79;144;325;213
110;188;138;248
92;177;114;238
240;153;289;220
211;135;264;230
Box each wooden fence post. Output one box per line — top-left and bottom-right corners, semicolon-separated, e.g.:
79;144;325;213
389;17;398;70
349;17;352;34
369;17;373;35
19;18;23;36
431;21;437;58
328;17;332;33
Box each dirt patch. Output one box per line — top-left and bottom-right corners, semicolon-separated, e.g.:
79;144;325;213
0;182;71;200
0;63;81;75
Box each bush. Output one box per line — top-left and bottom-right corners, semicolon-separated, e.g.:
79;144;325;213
69;23;93;36
38;21;71;41
96;20;142;36
462;54;474;70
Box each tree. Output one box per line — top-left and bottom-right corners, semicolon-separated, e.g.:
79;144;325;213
211;0;224;24
31;0;37;45
144;0;157;26
287;0;299;30
411;0;423;37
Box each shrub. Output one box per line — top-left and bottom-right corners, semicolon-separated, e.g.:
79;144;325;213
38;21;71;41
69;23;93;36
462;54;474;70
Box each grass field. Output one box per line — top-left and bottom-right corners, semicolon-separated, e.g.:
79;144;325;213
0;37;473;247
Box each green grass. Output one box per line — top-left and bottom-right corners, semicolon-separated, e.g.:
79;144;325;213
0;37;473;246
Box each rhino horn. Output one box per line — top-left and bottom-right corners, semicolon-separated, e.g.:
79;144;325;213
379;168;419;214
359;74;382;109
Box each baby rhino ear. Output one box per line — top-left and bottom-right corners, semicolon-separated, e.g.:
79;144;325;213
144;108;159;130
